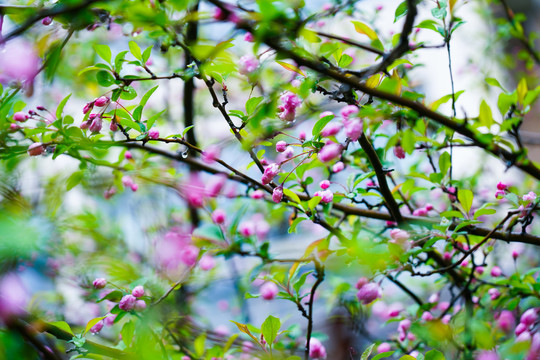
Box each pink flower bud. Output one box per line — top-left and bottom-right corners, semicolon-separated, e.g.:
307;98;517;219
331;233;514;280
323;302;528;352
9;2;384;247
132;286;144;298
130;183;138;192
496;182;508;190
442;314;452;324
122;176;134;188
104;314;117;326
109;121;118;132
495;190;505;198
180;245;199;267
83;102;93;114
279;109;296;121
497;310;515;333
355;277;369;290
261;163;280;185
443;252;452;261
93;278;107;289
27;143;45;156
344;118;363;141
356;283;380;305
438;301;450;312
275;141;287;152
340;105;359;119
89;116;103;133
299;131;306;141
239;221;255;237
517;331;532;342
238;55;259;75
394;145;406;159
308;338;327;359
523;191;537;202
314;190;333;203
212;209;226;224
413;207;428;216
260;282;278;300
124;151;133;160
399;319;411;332
90;320;104;334
488;288;501;300
422;311;433;321
515;322;527;336
42;17;53;26
134;300;146;311
520;308;538;326
244;32;255;42
9;123;21;131
250;190;264;199
490;266;502;277
476;351;500;360
119;294;137;311
318;142;342;163
321;122;342;137
332;161;345;173
377;342;391;353
213;7;227;21
94;96;110;107
13;112;28;122
319;180;330;189
272;186;283;203
390;229;410;242
202;145;220;164
148;129;159;139
476;266;485;275
199;255;216;271
206;174;227;198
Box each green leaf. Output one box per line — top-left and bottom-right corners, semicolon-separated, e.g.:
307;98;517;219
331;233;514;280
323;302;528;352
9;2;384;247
473;208;496;219
458;189;473;214
261;315;281;347
96;71;115;87
246;96;264;114
129;41;142;61
293;271;312;295
440;210;464;219
49;321;73;335
478;100;494;128
56;93;71;119
312;114;334;136
416;19;439;32
438;151;451;175
194;333;206;357
425;349;445;360
230;321;261;345
66;171;84;191
400;356;418;360
118;117;141;132
283;188;301;204
142;46;152;63
120;86;137;100
308;196;321;211
338;54;353;68
114;50;129;72
517;77;528;105
84;316;105;334
94;44;112;63
182;125;195;137
394;1;408;22
361;344;375;360
121;320;135;347
97;290;123;303
288;217;306;233
372;351;395;360
351;21;378;40
431;3;447;20
147;110;165;130
223;334;239;353
486;77;507;92
140;85;159;110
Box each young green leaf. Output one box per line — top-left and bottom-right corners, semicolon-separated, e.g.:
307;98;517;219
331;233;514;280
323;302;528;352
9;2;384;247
261;315;281;347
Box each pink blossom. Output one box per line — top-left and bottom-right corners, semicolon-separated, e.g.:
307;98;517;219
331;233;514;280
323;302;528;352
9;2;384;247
344;118;363;141
239;221;255;237
276;141;287;152
421;311;433;321
0;40;40;86
89;116;103;133
212;209;226;224
199;255;216;271
523;191;537;202
13;112;28;122
134;300;146;311
412;207;428;216
356;282;380;305
387;303;403;317
148;129;159;139
93;278;107;289
429;293;440;303
0;274;29;320
132;286;144;298
318;142;342;163
260;282;278;300
497;310;515;332
27;143;45;156
90;320;104;334
332;161;345;173
496;182;508;190
282;146;294;159
104;314;117;326
490;266;502;277
184;173;205;207
239;55;259;75
94;96;109;107
390;229;409;243
399;319;411;332
279;92;301;121
180;245;199;266
202;145;221;164
438;301;450;312
314;190;333;204
250;190;264;199
340;105;359;119
377;343;391;353
308;338;327;359
442;314;452;324
206;174;227;198
355;277;368;289
119;294;137;311
320;122;342;137
272;186;283;203
125;151;133;160
122;176;134;188
394;145;406;159
244;32;255;42
476;351;499;360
